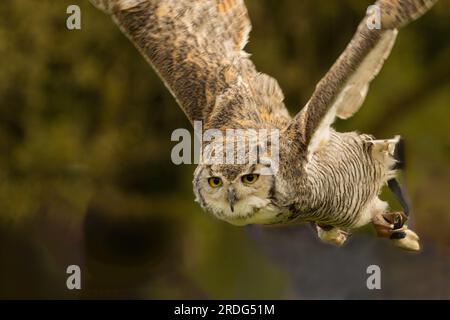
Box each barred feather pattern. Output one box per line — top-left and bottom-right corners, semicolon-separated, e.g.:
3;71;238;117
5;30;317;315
285;131;389;228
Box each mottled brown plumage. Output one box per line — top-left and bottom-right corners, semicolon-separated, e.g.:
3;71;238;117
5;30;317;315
91;0;290;132
89;0;438;251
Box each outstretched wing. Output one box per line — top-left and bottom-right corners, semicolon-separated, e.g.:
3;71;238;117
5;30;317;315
285;0;438;156
90;0;286;126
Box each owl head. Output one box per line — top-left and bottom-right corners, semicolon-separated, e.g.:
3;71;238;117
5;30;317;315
193;162;280;226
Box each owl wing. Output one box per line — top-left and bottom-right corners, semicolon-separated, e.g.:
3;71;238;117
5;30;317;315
285;0;438;157
90;0;285;125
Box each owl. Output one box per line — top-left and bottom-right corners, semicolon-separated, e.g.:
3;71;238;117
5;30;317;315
89;0;439;251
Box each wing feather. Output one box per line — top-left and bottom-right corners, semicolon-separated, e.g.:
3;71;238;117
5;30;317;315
89;0;262;124
335;30;397;120
285;0;438;157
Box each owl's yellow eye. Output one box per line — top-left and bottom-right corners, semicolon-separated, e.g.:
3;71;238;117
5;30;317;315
241;174;259;184
208;177;223;188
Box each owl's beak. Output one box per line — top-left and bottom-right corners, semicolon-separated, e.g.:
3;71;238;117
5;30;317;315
227;188;237;212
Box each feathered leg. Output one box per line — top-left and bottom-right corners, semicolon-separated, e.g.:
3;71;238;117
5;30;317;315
316;224;349;246
371;137;420;251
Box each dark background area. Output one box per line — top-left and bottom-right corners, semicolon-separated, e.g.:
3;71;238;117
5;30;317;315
0;0;449;299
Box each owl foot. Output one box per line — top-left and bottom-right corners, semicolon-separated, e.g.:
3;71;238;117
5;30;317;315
316;225;349;247
391;228;420;251
372;212;420;251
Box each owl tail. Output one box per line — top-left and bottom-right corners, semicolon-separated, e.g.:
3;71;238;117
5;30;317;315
388;137;411;217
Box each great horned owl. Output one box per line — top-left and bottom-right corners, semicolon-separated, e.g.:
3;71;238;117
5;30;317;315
89;0;439;251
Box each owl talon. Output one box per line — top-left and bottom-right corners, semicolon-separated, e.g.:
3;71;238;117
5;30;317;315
372;212;420;251
389;231;406;240
372;211;407;237
316;225;349;247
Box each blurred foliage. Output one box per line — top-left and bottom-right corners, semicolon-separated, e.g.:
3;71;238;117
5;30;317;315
0;0;449;298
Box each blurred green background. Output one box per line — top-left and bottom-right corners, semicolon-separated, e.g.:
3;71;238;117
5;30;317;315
0;0;449;299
